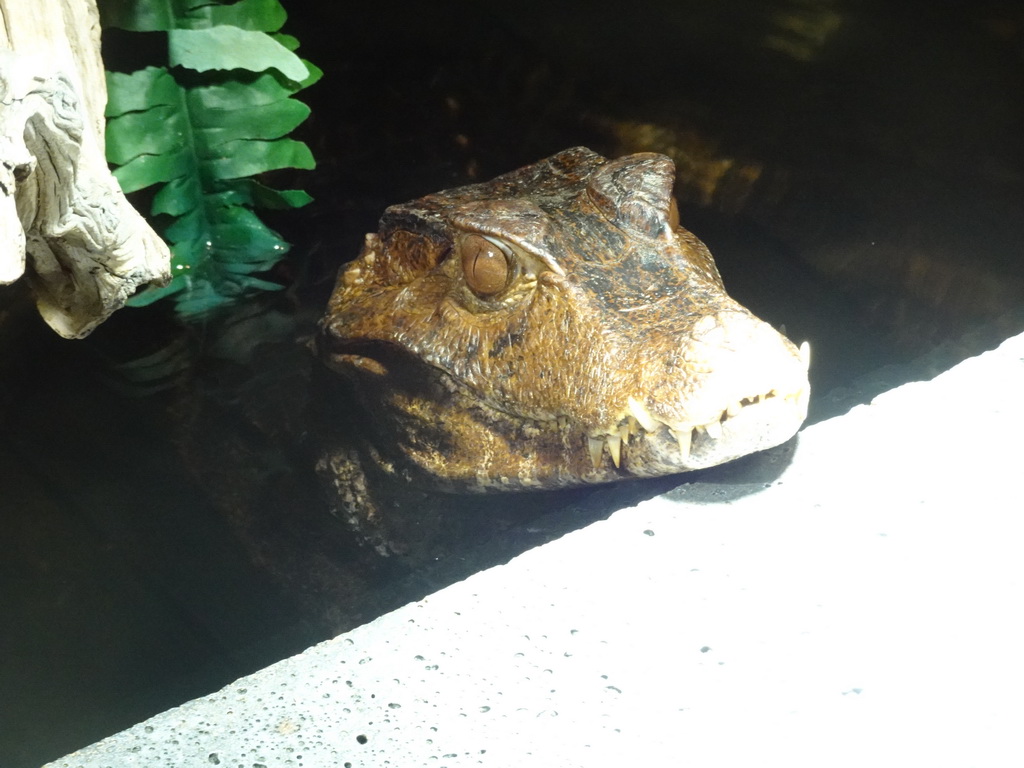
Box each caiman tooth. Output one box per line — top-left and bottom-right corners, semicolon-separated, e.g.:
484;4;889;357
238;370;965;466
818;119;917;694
607;434;622;468
588;436;605;469
619;422;632;442
702;418;724;440
799;340;811;372
626;396;661;432
726;400;743;418
668;426;692;462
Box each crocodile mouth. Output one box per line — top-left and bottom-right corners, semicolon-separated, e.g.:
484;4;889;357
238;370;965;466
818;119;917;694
585;340;811;472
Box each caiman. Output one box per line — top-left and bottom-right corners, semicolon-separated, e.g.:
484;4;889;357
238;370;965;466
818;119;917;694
317;147;810;554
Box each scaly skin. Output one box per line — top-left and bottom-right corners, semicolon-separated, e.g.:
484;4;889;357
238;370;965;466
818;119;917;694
317;147;809;551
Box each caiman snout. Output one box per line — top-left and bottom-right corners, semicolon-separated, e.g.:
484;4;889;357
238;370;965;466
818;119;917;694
586;309;810;473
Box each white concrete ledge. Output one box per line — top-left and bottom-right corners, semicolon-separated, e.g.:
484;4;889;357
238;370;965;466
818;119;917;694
48;333;1024;768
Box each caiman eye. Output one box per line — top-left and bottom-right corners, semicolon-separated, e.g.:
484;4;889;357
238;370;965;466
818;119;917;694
460;234;511;296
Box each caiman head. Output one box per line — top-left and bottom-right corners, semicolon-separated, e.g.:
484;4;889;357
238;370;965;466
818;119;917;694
319;147;810;492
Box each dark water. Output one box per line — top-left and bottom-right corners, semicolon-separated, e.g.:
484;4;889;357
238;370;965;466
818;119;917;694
3;1;1024;765
0;309;310;763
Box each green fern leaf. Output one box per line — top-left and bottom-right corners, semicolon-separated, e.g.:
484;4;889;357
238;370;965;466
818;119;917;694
114;151;192;194
152;176;201;217
100;0;287;32
188;0;288;31
168;27;309;83
197;99;310;147
205;138;314;180
105;67;180;114
207;179;313;210
103;0;316;319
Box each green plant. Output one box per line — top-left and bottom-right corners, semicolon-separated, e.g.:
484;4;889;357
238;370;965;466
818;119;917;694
101;0;320;318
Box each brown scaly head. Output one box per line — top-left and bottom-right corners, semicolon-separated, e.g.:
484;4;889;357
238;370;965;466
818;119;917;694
319;147;810;492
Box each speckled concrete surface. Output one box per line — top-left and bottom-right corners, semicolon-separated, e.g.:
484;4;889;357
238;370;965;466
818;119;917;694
47;332;1024;768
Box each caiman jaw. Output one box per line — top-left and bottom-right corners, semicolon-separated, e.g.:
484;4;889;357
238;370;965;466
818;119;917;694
586;340;811;470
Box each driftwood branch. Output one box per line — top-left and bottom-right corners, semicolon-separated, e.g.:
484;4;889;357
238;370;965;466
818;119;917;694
0;0;170;338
